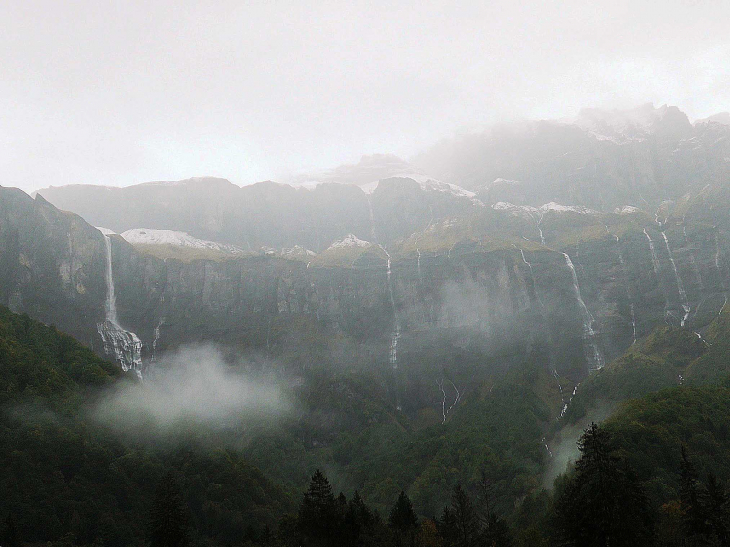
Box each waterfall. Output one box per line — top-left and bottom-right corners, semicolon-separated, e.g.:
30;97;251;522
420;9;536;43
437;380;447;424
513;245;540;308
103;233;118;323
644;229;661;276
630;303;637;344
542;437;553;458
538;226;546;246
151;317;165;361
559;383;580;419
447;380;460;413
416;248;422;280
608;229;637;344
436;379;460;424
645;228;671;321
96;234;144;379
563;253;604;371
661;231;690;326
385;252;402;410
715;231;728;315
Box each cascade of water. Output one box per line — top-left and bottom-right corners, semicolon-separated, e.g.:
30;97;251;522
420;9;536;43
384;251;402;410
447;380;460;412
715;231;728;315
563;253;604;370
513;245;541;307
437;380;447;424
661;231;690;326
608;229;637;344
694;331;711;347
542;437;553;458
103;234;118;323
436;379;460;424
552;369;566;419
151;317;165;361
416;248;422;280
97;234;144;379
630;303;637;345
644;229;661;276
559;383;580;418
645;227;672;322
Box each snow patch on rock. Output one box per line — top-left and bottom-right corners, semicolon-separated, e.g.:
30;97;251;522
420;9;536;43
121;229;243;253
614;205;642;214
540;202;598;215
328;234;373;250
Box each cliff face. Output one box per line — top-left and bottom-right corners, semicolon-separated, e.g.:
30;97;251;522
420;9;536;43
3;183;730;413
0;188;108;344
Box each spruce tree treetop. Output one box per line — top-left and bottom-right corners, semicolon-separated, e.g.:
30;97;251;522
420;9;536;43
388;491;418;531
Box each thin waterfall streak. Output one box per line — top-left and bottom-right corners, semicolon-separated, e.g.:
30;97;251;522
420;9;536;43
437;380;447;424
564;253;604;370
661;231;690;326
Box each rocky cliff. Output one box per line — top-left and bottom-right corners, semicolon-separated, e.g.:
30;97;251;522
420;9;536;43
5;181;730;417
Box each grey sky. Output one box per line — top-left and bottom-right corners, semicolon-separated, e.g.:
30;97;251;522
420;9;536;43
2;0;729;192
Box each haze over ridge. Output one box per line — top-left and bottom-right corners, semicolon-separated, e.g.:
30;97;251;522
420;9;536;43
2;0;730;192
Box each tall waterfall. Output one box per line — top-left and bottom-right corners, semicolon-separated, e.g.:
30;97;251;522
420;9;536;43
661;231;690;326
96;233;144;379
385;253;402;411
514;245;541;307
715;230;728;315
644;229;661;276
563;253;604;371
436;379;460;424
608;228;637;344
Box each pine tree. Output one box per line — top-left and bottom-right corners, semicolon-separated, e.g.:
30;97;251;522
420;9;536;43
389;491;418;531
389;491;418;546
450;485;479;547
553;422;653;546
297;469;339;546
149;471;190;547
344;490;376;546
481;513;512;547
439;506;458;546
680;445;710;544
1;513;20;547
706;472;729;546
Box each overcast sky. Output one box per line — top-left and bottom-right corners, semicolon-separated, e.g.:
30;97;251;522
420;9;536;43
2;0;730;192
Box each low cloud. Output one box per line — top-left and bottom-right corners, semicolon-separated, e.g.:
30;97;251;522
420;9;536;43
95;345;289;431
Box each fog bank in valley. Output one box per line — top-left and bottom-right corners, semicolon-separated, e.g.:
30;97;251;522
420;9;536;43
94;345;290;432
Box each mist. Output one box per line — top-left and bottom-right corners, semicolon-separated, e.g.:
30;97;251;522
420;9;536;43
94;345;290;432
3;0;730;192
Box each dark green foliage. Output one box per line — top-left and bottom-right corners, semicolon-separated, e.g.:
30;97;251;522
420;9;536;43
436;484;512;547
0;306;291;547
1;513;20;547
448;485;479;547
389;491;419;531
389;491;419;546
149;471;190;547
296;469;339;546
553;423;653;547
